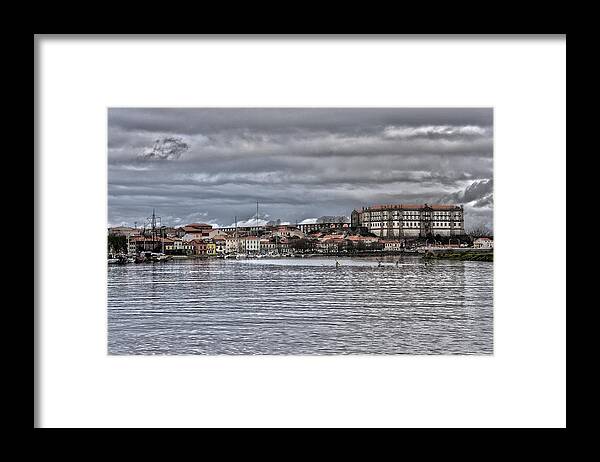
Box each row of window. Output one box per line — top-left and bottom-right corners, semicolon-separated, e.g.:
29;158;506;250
366;212;459;216
369;222;462;228
366;217;462;221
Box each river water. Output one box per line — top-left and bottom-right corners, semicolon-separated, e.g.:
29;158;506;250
108;256;493;355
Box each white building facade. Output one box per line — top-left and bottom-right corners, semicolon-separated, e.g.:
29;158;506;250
225;237;242;254
243;237;260;253
351;203;465;238
473;237;493;249
384;240;404;251
164;239;195;254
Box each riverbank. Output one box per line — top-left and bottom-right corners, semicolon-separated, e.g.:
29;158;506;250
161;251;421;260
422;250;493;262
136;249;493;261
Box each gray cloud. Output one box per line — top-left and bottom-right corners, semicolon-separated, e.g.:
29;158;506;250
108;108;493;230
138;136;190;160
109;108;493;136
440;178;493;205
439;179;494;232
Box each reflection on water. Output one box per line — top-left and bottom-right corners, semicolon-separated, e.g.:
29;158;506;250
108;256;493;355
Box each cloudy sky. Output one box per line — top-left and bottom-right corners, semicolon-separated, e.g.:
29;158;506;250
108;108;493;231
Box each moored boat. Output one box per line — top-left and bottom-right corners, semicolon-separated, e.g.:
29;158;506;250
149;252;172;262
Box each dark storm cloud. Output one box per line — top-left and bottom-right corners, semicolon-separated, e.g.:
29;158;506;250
108;108;493;230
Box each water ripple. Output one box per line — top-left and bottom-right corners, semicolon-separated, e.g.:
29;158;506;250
108;256;493;355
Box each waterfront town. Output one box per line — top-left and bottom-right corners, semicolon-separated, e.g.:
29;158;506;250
108;202;493;263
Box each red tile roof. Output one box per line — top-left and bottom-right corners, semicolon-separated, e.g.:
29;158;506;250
347;235;369;241
366;203;460;211
183;223;214;231
130;236;173;242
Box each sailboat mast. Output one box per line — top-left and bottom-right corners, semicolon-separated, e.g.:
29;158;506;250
235;215;239;252
151;208;156;243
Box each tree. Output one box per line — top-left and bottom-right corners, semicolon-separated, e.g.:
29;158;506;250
467;225;493;238
367;241;384;251
108;235;127;254
288;238;309;252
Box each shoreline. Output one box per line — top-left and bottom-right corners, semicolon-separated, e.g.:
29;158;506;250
167;251;422;260
127;249;493;262
422;250;493;262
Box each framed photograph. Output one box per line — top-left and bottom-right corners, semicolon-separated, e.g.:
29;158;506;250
35;35;566;428
107;107;494;356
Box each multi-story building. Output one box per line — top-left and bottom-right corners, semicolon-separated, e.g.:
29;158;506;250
181;223;214;241
384;240;404;251
278;238;290;254
319;237;346;253
297;222;350;235
218;225;263;235
208;229;230;239
351;203;464;238
243;236;260;253
225;236;242;254
205;241;217;255
128;236;173;253
260;239;277;253
164;227;184;238
473;237;493;249
164;239;195;255
213;237;226;254
189;239;207;255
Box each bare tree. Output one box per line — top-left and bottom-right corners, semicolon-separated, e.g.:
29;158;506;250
467;225;493;238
